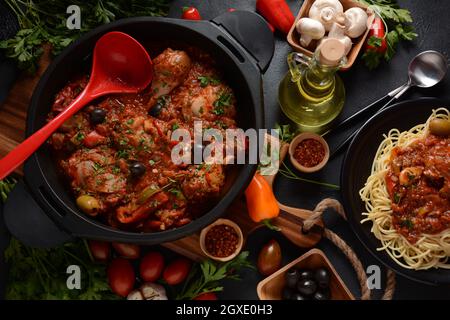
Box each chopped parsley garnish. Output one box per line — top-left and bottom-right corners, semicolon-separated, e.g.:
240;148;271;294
393;192;401;204
172;123;180;130
126;119;134;125
149;159;155;166
400;219;414;230
117;150;129;159
112;166;121;174
75;132;85;141
198;76;221;87
157;95;170;107
213;91;232;115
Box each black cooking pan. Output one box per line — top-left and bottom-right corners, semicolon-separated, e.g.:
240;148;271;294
341;97;450;285
3;11;274;247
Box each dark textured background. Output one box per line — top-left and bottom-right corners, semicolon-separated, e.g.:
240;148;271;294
1;0;450;300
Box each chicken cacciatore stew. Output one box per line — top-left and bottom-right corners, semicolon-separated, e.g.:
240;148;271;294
47;46;240;232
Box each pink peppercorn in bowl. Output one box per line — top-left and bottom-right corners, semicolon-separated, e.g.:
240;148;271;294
199;219;243;262
288;132;330;173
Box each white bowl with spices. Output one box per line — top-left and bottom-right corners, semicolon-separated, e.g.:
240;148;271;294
199;218;243;262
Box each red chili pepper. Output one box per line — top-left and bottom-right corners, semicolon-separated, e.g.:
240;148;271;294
256;0;294;34
227;8;236;12
365;15;387;54
182;6;202;20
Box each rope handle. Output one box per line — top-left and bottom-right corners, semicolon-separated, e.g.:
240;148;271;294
303;198;396;300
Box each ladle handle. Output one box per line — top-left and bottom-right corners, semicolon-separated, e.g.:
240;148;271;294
0;90;93;180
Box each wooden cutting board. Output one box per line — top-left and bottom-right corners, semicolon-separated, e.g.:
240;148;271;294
0;47;323;261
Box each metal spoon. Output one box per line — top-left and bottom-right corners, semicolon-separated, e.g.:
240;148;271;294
326;50;448;158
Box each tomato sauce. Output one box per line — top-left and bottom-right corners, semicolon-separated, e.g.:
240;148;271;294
47;47;239;232
386;134;450;243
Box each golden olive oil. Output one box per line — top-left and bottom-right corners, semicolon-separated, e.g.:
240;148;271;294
279;41;346;133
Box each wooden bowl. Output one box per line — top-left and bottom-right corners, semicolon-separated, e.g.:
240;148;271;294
199;218;244;262
257;248;354;300
287;0;375;70
289;132;330;173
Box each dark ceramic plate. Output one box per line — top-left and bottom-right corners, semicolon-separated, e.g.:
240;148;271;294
341;97;450;285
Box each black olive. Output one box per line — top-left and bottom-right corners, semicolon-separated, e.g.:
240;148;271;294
297;279;317;296
315;268;330;288
149;102;163;117
291;293;308;300
282;287;294;300
90;108;106;124
313;290;330;300
285;268;300;289
298;269;314;281
129;161;146;177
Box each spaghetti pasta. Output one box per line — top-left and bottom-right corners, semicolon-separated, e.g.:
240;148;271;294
360;108;450;270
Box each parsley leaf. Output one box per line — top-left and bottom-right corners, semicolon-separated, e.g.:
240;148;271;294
0;0;170;73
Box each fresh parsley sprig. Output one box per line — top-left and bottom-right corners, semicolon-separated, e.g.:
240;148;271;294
356;0;418;69
176;251;254;300
0;0;170;73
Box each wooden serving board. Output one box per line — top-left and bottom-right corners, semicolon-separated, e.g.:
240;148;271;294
0;49;323;261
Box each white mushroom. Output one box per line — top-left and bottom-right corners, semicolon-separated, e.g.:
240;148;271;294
309;0;344;31
296;17;326;47
326;19;353;55
344;7;368;38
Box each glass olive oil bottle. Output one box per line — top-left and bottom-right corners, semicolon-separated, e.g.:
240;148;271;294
279;39;347;133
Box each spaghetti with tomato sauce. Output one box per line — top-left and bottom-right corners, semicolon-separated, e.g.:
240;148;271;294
386;134;450;244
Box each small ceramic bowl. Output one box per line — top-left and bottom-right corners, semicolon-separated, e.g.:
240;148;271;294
199;218;243;262
289;132;330;173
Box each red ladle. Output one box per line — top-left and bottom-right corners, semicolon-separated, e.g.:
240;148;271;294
0;31;153;180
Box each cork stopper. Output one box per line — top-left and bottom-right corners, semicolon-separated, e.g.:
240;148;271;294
318;38;346;66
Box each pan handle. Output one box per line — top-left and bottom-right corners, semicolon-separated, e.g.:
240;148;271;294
212;10;275;73
3;181;73;248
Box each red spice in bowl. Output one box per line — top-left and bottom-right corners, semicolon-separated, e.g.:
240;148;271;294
205;224;239;258
293;138;325;168
288;132;330;173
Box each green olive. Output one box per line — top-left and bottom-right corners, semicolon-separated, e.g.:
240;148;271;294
429;119;450;136
76;195;100;216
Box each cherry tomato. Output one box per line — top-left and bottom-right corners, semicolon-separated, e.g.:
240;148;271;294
182;7;201;20
257;239;282;276
163;258;191;285
107;258;135;297
88;240;110;262
140;251;165;282
112;242;141;259
194;292;218;300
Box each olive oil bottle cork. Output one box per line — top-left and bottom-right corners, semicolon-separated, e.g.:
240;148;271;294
318;38;346;67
